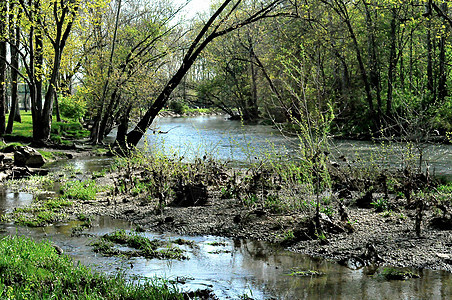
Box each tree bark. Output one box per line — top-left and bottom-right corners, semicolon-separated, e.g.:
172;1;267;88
386;7;397;116
438;3;448;103
364;2;381;119
91;0;122;144
6;5;22;134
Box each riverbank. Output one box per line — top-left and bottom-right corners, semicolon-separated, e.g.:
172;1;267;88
49;150;452;274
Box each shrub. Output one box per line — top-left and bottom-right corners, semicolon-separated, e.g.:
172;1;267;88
169;100;188;114
58;94;87;121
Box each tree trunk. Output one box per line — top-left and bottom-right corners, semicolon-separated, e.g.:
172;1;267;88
115;103;132;148
0;0;7;136
91;0;122;144
386;7;397;116
54;90;61;122
438;3;448;103
122;0;280;148
364;2;381;120
426;16;434;97
248;43;259;120
6;19;22;133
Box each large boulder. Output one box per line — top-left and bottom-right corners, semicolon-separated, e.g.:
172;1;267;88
14;146;45;167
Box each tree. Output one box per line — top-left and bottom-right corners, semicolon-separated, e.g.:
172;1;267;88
0;1;7;136
6;0;22;134
78;0;180;144
121;0;284;149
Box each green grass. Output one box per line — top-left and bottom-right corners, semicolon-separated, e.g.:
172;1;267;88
5;197;73;227
62;179;99;201
4;112;89;142
0;235;183;299
5;112;33;138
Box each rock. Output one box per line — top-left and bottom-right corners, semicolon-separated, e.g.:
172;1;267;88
12;166;34;178
13;146;45;167
2;145;17;153
52;244;64;255
0;172;9;181
436;253;452;264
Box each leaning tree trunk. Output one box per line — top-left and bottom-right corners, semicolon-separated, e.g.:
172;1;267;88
121;0;280;149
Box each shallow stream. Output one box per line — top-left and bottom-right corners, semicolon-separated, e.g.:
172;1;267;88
2;116;452;298
1;207;452;299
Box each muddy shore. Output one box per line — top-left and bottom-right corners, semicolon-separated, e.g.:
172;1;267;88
2;141;451;274
60;166;452;274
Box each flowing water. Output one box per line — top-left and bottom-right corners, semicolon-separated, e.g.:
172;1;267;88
142;116;452;179
2;116;452;299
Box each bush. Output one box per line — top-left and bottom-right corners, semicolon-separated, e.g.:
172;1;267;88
169;100;188;114
58;94;87;121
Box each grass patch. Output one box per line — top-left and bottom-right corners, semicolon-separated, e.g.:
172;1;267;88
62;179;98;200
0;235;183;299
4;197;73;227
4;112;89;142
92;230;188;260
37;150;68;161
287;269;325;277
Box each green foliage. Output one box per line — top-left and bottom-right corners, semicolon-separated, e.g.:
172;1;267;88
281;229;295;243
168;100;189;114
0;236;182;299
62;179;98;200
51;121;90;140
379;267;420;281
58;94;87;121
371;198;389;212
93;230;188;260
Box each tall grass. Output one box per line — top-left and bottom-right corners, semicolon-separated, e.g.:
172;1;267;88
0;235;182;299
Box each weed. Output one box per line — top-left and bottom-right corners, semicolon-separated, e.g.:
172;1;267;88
315;231;327;241
282;229;295;242
321;205;334;217
207;241;228;247
379;267;420;280
62;179;98;200
94;230;188;260
288;269;325;277
371;198;389;212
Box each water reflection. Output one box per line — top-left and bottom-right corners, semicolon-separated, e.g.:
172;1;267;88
0;187;33;215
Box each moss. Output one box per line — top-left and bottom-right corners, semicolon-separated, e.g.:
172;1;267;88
379;268;420;280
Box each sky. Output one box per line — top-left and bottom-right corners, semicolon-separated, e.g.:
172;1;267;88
175;0;212;18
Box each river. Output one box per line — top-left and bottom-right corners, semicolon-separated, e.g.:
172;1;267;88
2;115;452;299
